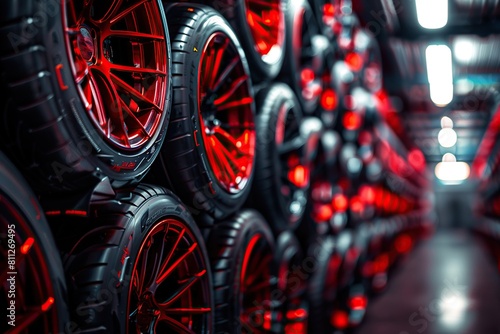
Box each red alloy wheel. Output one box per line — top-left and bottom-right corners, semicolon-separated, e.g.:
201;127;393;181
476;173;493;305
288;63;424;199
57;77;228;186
245;0;285;65
240;234;274;333
198;32;256;194
128;219;212;333
64;0;169;150
0;198;58;333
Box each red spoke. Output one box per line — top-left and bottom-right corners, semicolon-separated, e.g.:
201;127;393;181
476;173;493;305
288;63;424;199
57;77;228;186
97;0;125;23
110;63;167;76
159;270;206;307
213;74;249;107
155;228;185;285
109;0;148;24
159;316;197;334
210;139;238;183
110;73;162;112
212;56;240;93
210;38;230;88
156;243;198;285
216;96;253;111
163;308;212;314
121;101;151;138
107;30;165;41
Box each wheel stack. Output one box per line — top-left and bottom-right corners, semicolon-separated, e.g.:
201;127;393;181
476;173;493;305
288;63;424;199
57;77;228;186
0;0;431;333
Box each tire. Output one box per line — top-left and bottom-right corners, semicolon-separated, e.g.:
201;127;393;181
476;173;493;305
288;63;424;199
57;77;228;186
153;4;256;220
0;0;172;193
273;231;307;334
207;210;275;333
307;235;343;333
60;184;213;333
208;0;287;81
0;151;69;334
251;83;322;233
280;0;328;113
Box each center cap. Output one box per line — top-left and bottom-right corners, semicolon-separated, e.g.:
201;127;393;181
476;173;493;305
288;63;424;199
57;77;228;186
77;26;95;62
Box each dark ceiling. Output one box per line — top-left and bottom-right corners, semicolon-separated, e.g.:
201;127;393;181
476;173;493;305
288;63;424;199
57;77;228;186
353;0;500;163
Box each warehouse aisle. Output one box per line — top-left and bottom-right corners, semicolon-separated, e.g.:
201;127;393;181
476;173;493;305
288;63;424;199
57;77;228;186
354;229;500;334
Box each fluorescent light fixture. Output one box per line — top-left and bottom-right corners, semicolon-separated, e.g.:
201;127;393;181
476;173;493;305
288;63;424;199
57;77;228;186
438;128;457;147
440;116;453;129
453;39;476;63
426;45;453;106
435;154;470;183
416;0;448;29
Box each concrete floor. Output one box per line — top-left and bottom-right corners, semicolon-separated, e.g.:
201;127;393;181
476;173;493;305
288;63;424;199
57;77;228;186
355;229;500;334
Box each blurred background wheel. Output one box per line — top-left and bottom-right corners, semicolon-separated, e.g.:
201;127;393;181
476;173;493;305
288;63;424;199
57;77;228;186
209;0;287;81
59;185;213;333
0;151;69;334
151;4;256;221
207;210;275;333
251;83;322;233
0;0;171;193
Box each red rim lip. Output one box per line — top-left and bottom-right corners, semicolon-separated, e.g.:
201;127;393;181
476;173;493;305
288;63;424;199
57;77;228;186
198;32;256;194
245;0;285;64
63;0;169;151
1;194;59;333
127;218;211;333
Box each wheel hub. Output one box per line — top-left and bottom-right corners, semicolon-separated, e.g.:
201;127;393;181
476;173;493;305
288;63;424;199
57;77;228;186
136;291;160;331
77;26;95;63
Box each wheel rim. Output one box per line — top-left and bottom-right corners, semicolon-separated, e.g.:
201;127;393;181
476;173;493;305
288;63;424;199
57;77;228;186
0;194;59;333
64;0;169;150
199;32;256;194
245;0;285;64
293;4;324;107
240;234;273;333
275;103;310;226
128;219;212;333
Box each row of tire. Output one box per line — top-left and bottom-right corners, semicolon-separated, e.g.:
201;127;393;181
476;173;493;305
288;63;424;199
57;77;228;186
0;0;432;333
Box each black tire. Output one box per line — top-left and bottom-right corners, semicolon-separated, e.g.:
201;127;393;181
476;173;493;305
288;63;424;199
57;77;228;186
207;210;275;333
0;0;172;193
307;235;343;333
59;184;213;333
273;231;307;334
280;0;328;113
152;4;256;220
251;83;322;233
208;0;287;81
0;151;69;334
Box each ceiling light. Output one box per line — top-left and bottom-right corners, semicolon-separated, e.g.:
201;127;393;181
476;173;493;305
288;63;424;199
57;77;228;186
438;128;457;147
416;0;448;29
453;39;476;63
426;45;453;106
435;154;470;184
440;116;453;128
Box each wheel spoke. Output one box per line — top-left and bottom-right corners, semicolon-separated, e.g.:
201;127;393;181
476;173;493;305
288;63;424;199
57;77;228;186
209;38;230;88
109;0;148;24
110;63;167;76
216;96;253;111
110;73;162;112
107;30;165;42
212;56;240;93
155;228;185;285
121;101;151;139
159;315;196;334
159;270;206;307
213;75;249;107
97;0;125;23
156;243;198;285
163;308;211;314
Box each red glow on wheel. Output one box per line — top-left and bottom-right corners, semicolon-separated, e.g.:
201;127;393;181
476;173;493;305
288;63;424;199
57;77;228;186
332;194;348;212
285;322;306;333
349;295;368;310
373;254;389;273
301;68;315;85
198;33;256;194
350;196;364;214
345;52;363;72
321;88;338;111
314;204;334;222
288;165;309;188
64;0;169;150
41;297;55;312
330;310;349;329
245;0;284;62
21;237;35;254
395;234;413;254
360;186;375;204
287;308;308;320
409;149;426;171
343;111;362;130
